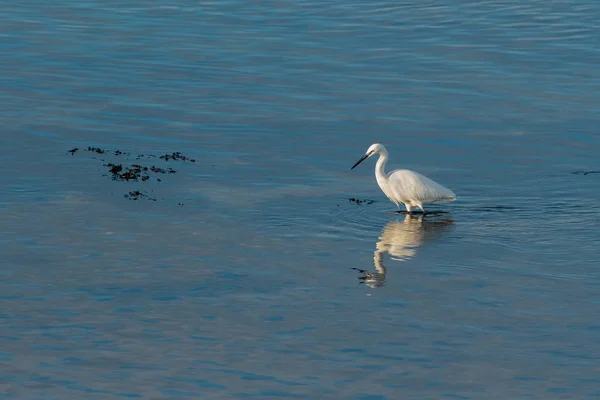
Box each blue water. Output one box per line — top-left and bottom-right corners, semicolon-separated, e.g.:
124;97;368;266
2;1;600;399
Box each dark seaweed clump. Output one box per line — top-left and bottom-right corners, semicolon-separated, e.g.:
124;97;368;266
68;145;196;202
87;146;106;154
85;147;131;156
160;152;195;162
124;190;156;201
150;166;176;174
104;163;177;182
348;197;376;205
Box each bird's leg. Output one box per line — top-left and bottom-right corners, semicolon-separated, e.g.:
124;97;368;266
417;204;426;215
404;204;412;214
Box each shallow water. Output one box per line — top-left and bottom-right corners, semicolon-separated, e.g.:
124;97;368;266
2;1;600;399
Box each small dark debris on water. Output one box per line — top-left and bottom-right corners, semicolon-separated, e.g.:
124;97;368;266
84;146;131;157
87;146;106;154
124;190;156;201
150;166;176;174
67;148;79;155
348;197;376;205
572;170;600;176
160;152;196;163
80;146;195;164
105;163;177;181
104;163;138;181
107;163;123;175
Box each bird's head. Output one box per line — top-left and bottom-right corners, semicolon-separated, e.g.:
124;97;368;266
351;143;386;170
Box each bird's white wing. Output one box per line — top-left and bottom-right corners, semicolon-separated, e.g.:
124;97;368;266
388;169;456;203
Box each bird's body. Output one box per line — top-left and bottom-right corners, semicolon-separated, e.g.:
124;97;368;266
351;143;456;213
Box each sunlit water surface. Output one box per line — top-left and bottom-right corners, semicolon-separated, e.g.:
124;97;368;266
2;1;600;399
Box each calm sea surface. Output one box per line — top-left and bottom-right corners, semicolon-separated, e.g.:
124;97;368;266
2;1;600;399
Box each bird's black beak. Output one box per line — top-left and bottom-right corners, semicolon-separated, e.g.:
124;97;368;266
351;152;371;170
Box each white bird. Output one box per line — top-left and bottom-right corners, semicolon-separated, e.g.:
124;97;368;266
351;143;456;214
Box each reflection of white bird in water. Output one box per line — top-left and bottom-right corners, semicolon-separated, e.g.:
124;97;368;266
351;143;456;214
356;215;454;288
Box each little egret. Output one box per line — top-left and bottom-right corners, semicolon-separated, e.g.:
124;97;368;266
351;143;456;214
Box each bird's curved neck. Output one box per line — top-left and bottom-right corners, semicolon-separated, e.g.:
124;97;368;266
375;151;388;181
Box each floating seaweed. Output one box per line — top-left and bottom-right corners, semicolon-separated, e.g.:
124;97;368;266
86;146;106;154
103;163;177;182
160;151;196;162
69;145;197;202
348;197;376;205
149;166;176;174
124;190;156;201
